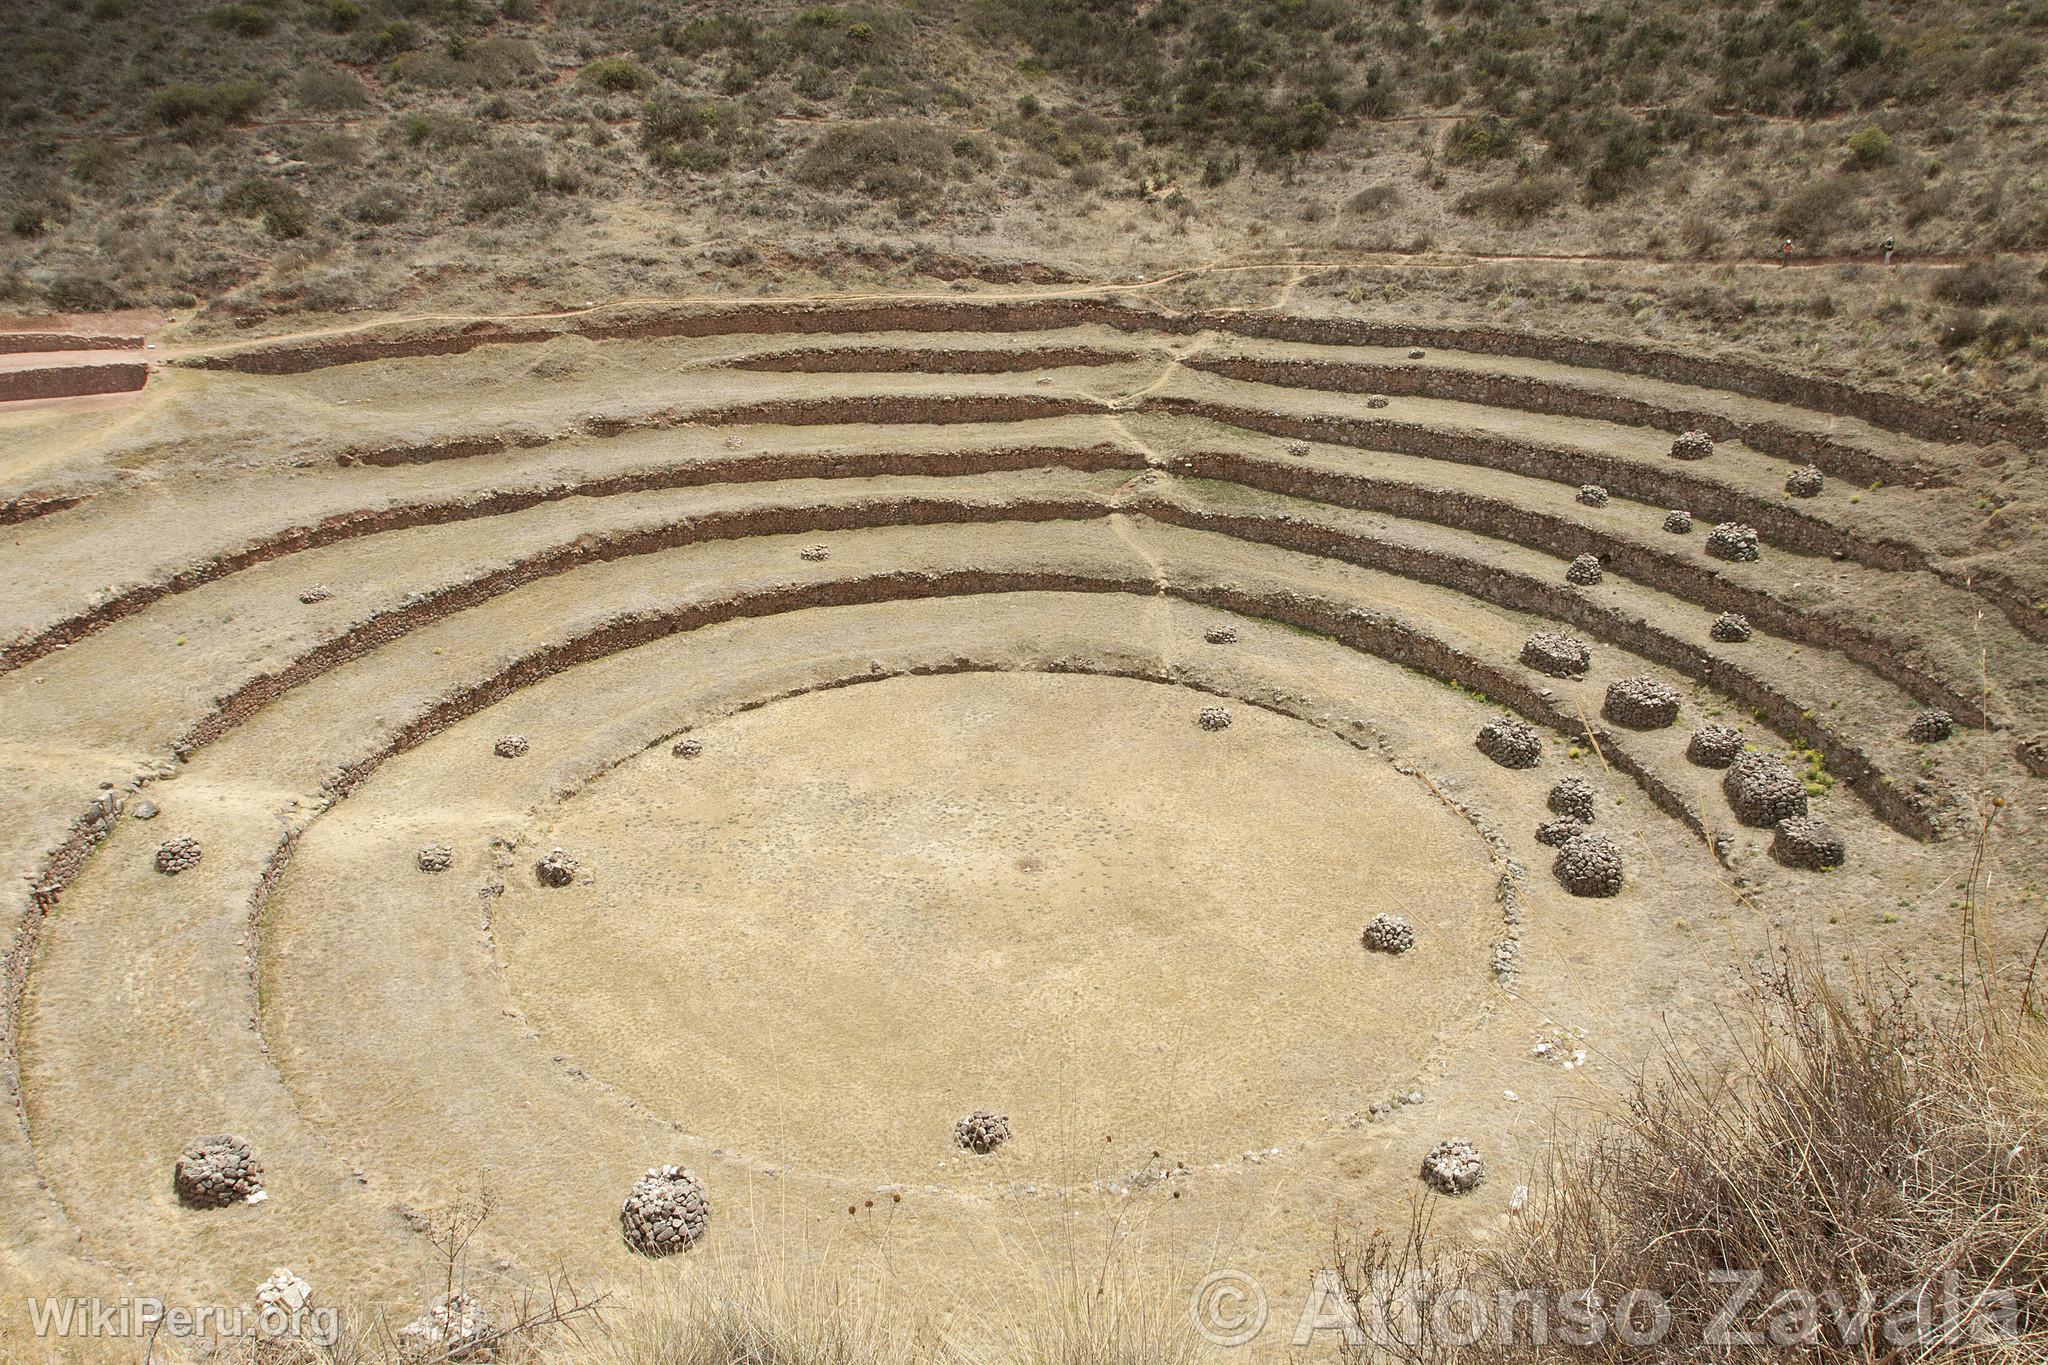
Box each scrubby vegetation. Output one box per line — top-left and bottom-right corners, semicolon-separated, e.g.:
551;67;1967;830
1336;948;2048;1361
0;0;2042;407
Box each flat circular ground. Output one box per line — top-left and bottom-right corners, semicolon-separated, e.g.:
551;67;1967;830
493;671;1501;1183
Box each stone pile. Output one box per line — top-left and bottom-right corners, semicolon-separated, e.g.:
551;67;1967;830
1361;914;1415;955
1553;832;1624;896
1547;776;1597;822
620;1166;710;1256
1908;709;1955;743
1710;612;1752;643
1476;714;1542;768
175;1133;263;1208
535;848;581;887
1772;816;1846;870
1686;723;1746;768
1520;631;1592;678
1420;1138;1484;1194
1706;523;1761;562
155;835;203;876
955;1111;1012;1154
1723;753;1808;827
1603;677;1681;729
1670;430;1715;460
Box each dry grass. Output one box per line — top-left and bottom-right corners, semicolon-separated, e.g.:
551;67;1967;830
1337;951;2048;1362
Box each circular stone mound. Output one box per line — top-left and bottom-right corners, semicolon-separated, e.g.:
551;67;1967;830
1547;776;1597;823
298;585;331;605
1710;613;1753;643
1908;709;1955;743
1577;484;1610;508
1536;817;1589;848
416;845;452;873
1420;1138;1484;1194
535;848;581;887
1686;723;1746;769
1196;705;1233;731
1663;510;1694;534
1361;913;1415;955
672;736;703;759
1565;554;1603;586
1365;395;1390;409
396;1292;496;1362
1476;714;1542;769
955;1110;1012;1154
1407;348;1426;360
1204;626;1239;644
1670;430;1714;461
154;835;203;876
798;545;831;561
174;1133;263;1208
1772;816;1846;870
620;1166;710;1256
1785;465;1824;498
1284;439;1310;456
1553;832;1624;897
1706;523;1761;563
1602;677;1681;729
1520;631;1592;678
494;735;529;759
1722;753;1809;827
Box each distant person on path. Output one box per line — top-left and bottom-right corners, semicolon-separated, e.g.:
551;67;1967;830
1883;234;1896;267
1780;236;1794;267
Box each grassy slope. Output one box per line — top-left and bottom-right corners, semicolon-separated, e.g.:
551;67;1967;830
0;0;2044;409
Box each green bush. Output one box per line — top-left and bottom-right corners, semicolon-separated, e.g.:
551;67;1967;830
1454;171;1570;223
640;88;756;174
1844;124;1894;170
1442;113;1514;165
295;67;373;113
398;109;485;149
324;0;363;33
207;4;275;37
147;81;268;126
223;176;312;238
793;120;954;204
462;143;549;216
579;57;650;93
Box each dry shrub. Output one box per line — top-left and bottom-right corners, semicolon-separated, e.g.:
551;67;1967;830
1337;954;2048;1362
545;1261;909;1365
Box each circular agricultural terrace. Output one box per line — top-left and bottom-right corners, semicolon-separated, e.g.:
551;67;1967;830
0;293;2039;1328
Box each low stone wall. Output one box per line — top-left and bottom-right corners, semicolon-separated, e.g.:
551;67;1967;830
178;493;1113;754
1151;396;1927;572
729;344;1136;375
1168;448;1985;726
0;442;1143;675
0;333;143;355
184;299;1179;376
0;363;147;404
1141;496;1933;838
1202;310;2045;449
1185;355;1941;487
